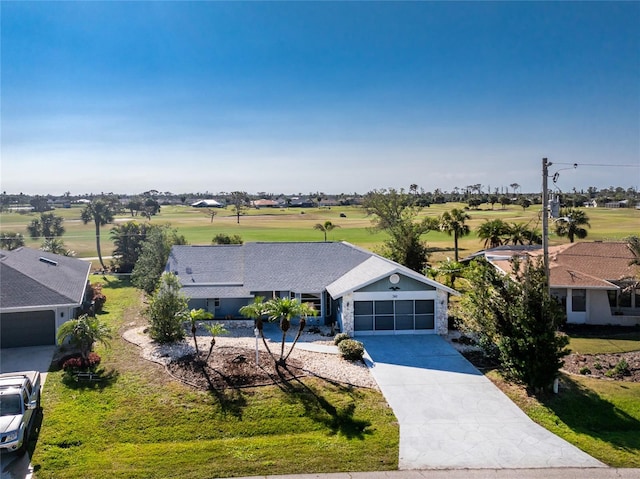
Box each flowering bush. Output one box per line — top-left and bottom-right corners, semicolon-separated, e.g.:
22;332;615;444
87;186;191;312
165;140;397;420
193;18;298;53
62;352;101;372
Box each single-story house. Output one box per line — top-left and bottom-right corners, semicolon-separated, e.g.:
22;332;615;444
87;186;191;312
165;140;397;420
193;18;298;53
191;199;224;208
0;247;92;348
165;242;457;336
469;242;640;326
250;199;279;208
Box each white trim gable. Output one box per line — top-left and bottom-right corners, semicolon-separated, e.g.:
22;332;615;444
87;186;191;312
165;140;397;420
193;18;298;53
326;256;457;299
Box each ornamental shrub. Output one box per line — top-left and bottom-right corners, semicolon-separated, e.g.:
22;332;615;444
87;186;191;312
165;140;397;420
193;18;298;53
333;332;351;345
338;339;365;361
62;352;102;372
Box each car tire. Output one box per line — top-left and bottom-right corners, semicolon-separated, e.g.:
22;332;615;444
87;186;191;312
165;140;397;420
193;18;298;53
17;428;30;456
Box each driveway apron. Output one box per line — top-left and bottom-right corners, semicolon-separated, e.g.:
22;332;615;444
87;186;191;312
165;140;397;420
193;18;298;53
360;335;605;470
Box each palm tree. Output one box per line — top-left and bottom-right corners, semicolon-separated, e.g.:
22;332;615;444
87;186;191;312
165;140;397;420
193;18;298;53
432;258;465;289
264;297;318;365
554;208;591;243
27;212;65;240
56;314;112;361
505;222;541;246
239;297;276;361
187;308;213;356
202;322;229;361
313;220;340;241
626;235;640;267
81;199;115;270
439;209;471;261
477;219;509;249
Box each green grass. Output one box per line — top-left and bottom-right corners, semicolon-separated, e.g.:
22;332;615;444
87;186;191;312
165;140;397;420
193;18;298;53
2;203;639;264
567;327;640;354
32;278;398;478
492;372;640;468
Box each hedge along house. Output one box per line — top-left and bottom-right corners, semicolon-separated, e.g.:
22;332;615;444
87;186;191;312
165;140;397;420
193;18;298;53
165;242;457;336
0;247;92;348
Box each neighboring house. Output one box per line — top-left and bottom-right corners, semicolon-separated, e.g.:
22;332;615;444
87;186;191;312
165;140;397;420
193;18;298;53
191;199;224;208
0;247;92;348
469;242;640;327
165;242;457;336
250;199;279;208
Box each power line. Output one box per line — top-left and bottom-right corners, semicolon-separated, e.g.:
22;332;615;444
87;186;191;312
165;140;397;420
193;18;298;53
553;162;639;168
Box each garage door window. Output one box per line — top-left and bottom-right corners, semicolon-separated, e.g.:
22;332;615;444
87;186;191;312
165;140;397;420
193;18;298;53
415;300;435;330
354;301;373;331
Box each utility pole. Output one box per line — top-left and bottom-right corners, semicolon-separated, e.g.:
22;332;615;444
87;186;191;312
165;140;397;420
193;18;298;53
542;158;551;293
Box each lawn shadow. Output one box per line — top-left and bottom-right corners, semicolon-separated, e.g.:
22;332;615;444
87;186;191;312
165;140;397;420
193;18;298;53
540;375;640;454
95;275;132;289
61;368;120;390
199;364;247;419
274;364;372;440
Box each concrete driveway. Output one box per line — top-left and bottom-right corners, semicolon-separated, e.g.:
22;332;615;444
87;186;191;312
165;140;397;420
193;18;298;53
360;335;605;470
0;346;56;383
0;345;55;479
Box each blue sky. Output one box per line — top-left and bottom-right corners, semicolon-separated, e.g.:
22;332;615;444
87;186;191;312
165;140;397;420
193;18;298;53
2;1;639;196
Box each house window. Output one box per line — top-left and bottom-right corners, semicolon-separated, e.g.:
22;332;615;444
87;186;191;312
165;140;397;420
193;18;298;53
620;289;632;308
608;290;617;308
301;293;322;314
572;289;586;312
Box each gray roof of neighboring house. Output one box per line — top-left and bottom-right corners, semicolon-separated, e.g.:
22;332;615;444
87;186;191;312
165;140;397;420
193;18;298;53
0;247;91;309
167;242;454;299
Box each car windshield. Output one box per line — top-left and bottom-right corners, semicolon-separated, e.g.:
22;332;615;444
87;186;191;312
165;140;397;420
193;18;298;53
0;394;22;416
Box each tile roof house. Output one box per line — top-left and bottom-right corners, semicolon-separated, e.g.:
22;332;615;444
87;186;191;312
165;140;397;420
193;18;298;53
165;242;457;336
0;247;92;348
471;242;640;326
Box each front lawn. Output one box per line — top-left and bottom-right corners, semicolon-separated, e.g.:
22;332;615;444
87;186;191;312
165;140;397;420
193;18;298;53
489;371;640;468
567;326;640;355
32;277;398;479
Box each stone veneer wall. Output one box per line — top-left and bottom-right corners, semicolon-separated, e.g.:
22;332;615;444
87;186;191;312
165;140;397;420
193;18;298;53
436;289;449;335
341;293;354;334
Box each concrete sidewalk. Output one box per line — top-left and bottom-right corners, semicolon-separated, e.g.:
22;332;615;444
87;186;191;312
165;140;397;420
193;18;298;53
222;468;639;479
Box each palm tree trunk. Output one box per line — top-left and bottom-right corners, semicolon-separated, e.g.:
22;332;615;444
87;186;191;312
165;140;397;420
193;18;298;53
454;232;459;262
95;221;106;270
283;318;306;363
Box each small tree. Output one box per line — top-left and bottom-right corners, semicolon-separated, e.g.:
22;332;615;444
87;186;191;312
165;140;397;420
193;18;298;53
132;226;188;294
146;272;188;343
229;191;248;224
0;232;25;250
212;233;243;245
56;314;112;361
454;258;569;391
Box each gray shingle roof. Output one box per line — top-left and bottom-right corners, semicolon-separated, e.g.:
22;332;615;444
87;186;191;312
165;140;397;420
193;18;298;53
167;242;455;297
0;247;91;309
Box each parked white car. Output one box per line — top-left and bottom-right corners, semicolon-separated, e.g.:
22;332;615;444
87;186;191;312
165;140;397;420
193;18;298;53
0;371;41;454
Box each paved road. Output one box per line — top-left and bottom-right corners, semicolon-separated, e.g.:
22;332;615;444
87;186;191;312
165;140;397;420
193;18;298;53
359;335;605;470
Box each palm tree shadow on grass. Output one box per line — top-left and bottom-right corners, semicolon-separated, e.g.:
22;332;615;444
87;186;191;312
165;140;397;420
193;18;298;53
274;364;373;440
198;364;248;419
540;375;640;453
